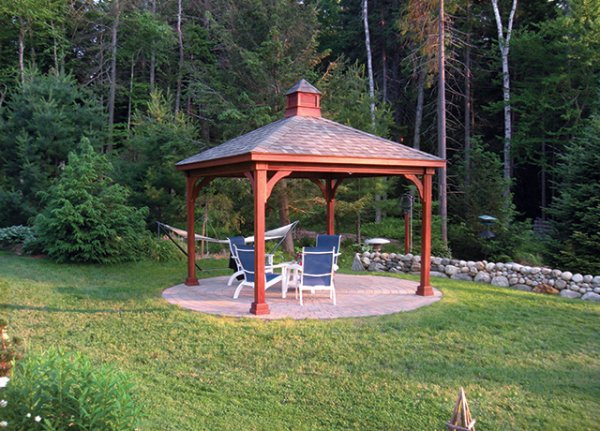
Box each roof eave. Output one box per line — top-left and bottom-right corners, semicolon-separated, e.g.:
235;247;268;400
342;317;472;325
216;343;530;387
176;151;446;172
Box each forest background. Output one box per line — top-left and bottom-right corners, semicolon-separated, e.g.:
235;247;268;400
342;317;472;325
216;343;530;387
0;0;598;273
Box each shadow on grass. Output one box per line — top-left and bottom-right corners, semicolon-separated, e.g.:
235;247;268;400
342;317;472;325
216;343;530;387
0;302;165;314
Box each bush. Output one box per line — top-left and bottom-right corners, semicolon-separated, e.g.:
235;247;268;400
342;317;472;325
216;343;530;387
0;226;34;249
2;349;141;430
34;138;149;263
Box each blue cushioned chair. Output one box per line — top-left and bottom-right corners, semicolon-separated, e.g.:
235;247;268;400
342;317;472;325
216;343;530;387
315;234;341;270
297;247;336;306
233;246;283;299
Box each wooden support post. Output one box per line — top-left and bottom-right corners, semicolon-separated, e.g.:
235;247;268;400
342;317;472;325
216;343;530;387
404;212;411;254
418;173;434;296
326;179;335;234
250;167;270;315
185;175;199;286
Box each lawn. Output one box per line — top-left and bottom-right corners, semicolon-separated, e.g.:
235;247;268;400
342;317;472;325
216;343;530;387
1;251;599;430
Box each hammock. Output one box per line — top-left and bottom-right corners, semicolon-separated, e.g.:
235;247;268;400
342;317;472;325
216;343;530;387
157;221;298;245
156;221;299;269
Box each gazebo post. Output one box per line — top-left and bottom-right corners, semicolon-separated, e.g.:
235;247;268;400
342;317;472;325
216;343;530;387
250;167;270;315
418;172;434;296
326;179;335;234
185;175;199;286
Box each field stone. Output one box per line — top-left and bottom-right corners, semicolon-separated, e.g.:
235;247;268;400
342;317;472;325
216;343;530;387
485;263;495;271
593;276;600;285
509;278;519;285
572;273;584;283
581;292;600;302
474;272;491;283
594;288;600;293
451;273;473;281
461;266;470;273
491;276;510;287
560;290;582;299
513;284;532;292
445;265;459;276
362;256;371;266
555;279;567;289
530;267;541;275
352;254;365;271
561;271;573;281
430;271;448;278
583;275;593;283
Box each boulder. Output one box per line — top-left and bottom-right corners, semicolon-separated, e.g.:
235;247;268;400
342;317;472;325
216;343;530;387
571;273;583;283
451;273;473;281
561;271;573;281
554;279;567;289
560;290;582;299
445;265;459;276
352;254;366;271
583;275;593;283
593;276;600;285
533;284;559;295
512;284;533;292
430;271;448;279
491;276;510;287
474;272;491;283
582;292;600;302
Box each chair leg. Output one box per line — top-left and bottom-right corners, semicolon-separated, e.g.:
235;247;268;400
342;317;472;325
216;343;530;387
332;288;336;305
233;282;245;299
227;271;243;286
299;287;303;306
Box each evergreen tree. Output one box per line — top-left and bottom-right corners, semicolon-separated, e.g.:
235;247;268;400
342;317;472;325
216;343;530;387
547;117;600;274
34;138;148;263
118;91;200;225
0;72;105;226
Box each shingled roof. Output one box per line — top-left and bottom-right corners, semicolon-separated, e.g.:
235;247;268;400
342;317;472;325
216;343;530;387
177;79;443;170
177;115;440;166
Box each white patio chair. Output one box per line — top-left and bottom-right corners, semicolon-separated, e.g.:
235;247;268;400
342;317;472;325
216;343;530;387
296;247;336;306
233;246;283;299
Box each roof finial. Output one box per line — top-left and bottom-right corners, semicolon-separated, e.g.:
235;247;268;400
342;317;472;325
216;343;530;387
284;79;321;118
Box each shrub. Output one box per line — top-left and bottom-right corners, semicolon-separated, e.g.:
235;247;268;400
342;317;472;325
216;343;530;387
0;226;34;249
2;349;141;430
34;138;149;263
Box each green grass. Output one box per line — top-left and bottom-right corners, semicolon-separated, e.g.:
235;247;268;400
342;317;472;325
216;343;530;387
1;251;599;430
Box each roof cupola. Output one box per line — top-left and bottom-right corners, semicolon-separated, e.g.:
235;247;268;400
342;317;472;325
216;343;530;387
284;79;321;118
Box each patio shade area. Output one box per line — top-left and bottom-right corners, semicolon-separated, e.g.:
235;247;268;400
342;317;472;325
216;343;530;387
163;274;442;319
176;79;446;315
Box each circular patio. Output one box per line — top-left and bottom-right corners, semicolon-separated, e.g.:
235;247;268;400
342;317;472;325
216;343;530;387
163;274;442;319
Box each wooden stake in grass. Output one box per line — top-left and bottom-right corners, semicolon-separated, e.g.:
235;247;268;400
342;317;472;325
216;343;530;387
447;387;476;431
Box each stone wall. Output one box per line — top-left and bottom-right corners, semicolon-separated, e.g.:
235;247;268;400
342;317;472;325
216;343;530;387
353;252;600;302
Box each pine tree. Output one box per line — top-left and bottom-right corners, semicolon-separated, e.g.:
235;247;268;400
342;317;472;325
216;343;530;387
34;138;148;263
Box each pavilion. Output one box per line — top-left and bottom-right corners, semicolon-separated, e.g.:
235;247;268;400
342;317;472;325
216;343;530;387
176;79;445;315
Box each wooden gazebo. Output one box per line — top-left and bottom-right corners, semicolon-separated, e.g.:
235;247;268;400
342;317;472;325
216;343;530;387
176;79;445;315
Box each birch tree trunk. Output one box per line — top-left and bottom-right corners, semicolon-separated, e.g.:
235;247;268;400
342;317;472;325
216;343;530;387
438;0;448;246
18;20;25;84
175;0;184;113
491;0;518;192
362;0;375;125
278;181;294;254
107;0;120;151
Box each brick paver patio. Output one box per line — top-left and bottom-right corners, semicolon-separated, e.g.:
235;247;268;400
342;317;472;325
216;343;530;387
163;274;442;319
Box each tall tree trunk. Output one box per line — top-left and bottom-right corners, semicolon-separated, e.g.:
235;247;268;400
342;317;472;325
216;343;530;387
149;0;156;90
380;6;388;103
175;0;184;113
464;0;473;185
438;0;448;247
491;0;518;194
127;53;136;132
18;20;25;84
362;0;376;125
278;181;294;254
362;0;382;223
541;138;547;219
413;66;426;150
107;0;120;151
